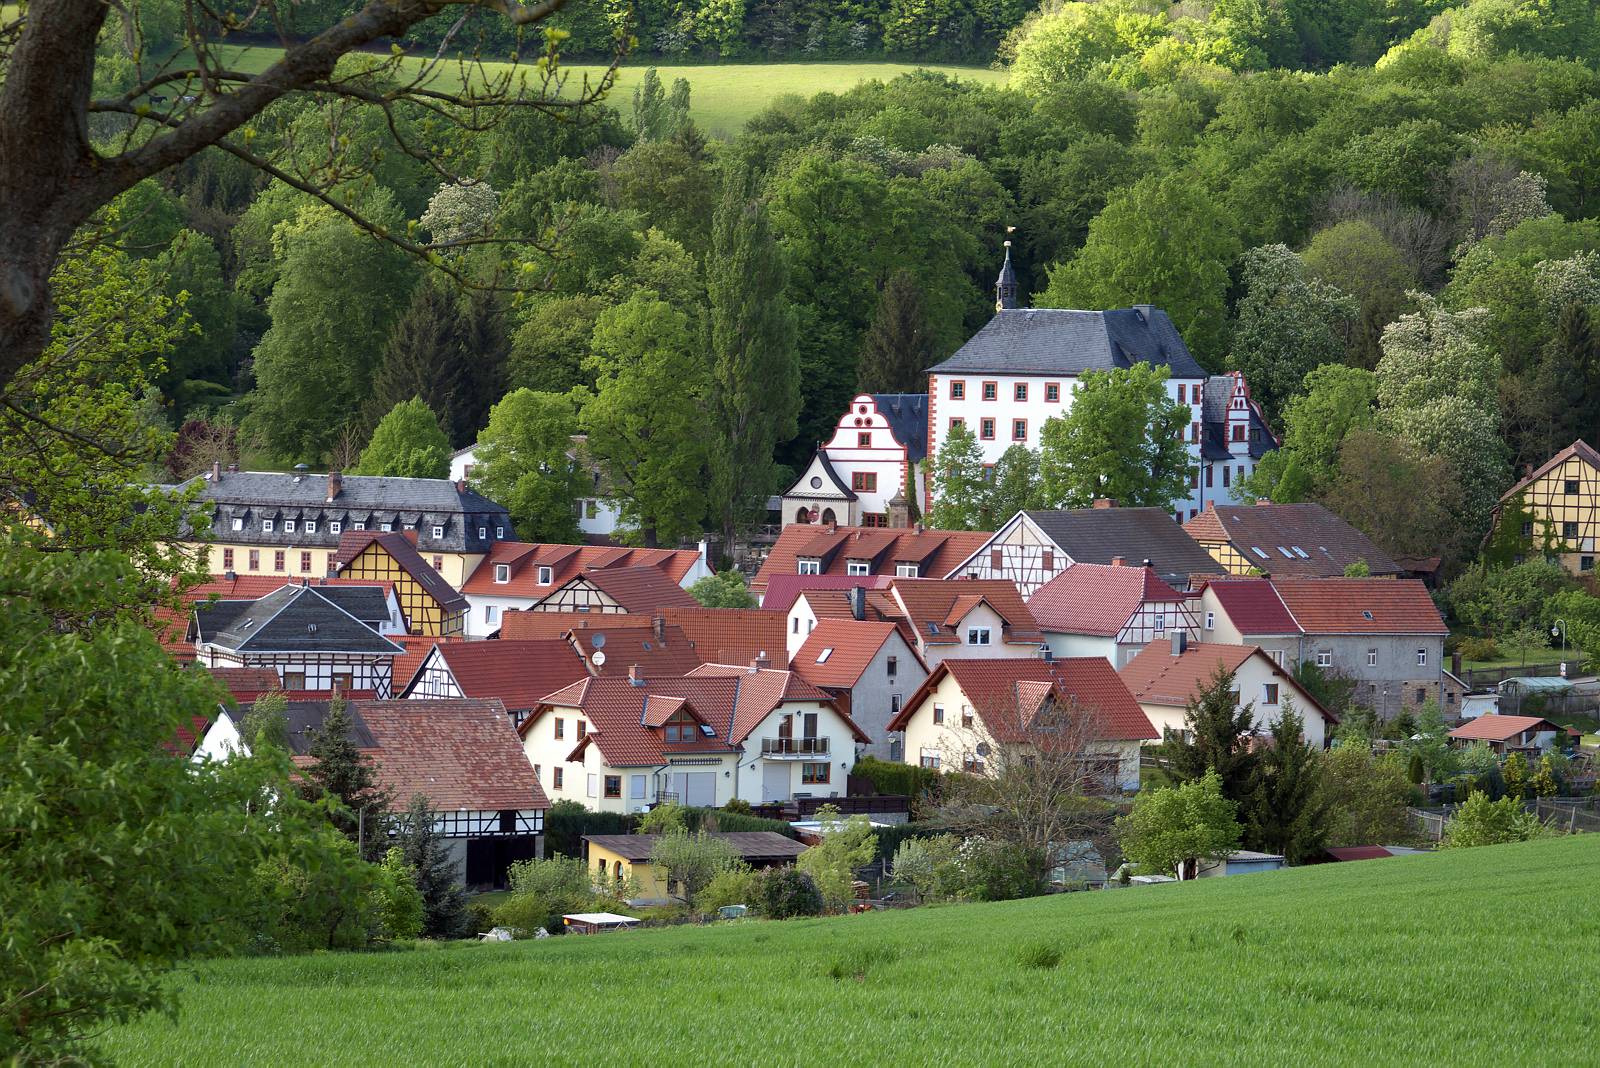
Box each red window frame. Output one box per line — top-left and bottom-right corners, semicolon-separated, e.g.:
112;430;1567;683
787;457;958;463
248;549;259;571
273;550;285;572
300;551;312;573
553;766;564;789
851;471;878;493
1045;382;1061;402
949;417;965;432
1014;383;1028;402
949;380;965;400
1191;421;1200;443
1012;418;1027;441
1232;424;1246;442
857;431;872;447
980;417;996;440
1177;384;1186;404
222;548;234;570
981;381;998;402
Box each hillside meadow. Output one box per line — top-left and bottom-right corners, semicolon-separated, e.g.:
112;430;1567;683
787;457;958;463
185;47;1008;135
103;835;1600;1065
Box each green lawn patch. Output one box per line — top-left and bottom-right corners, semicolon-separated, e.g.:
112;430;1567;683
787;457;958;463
179;47;1007;135
102;835;1600;1064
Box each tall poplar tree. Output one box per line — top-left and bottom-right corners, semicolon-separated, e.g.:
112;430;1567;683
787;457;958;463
706;169;799;555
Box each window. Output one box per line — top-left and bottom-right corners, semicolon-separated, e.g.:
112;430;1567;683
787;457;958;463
950;380;966;400
331;672;352;691
380;522;393;532
1014;383;1028;402
1367;648;1378;667
982;381;997;401
896;563;919;577
963;756;985;774
961;707;974;729
273;550;285;572
846;560;870;576
1521;520;1534;537
1415;688;1426;703
816;647;834;664
980;418;996;440
919;750;942;770
1262;683;1279;705
1566;479;1580;494
262;519;274;533
1041;550;1055;571
477;526;486;539
1205;466;1214;488
1232;425;1246;442
1268;649;1284;665
968;627;991;645
1190;470;1200;489
330;521;342;534
433;556;443;571
1584;556;1595;572
1012;419;1027;441
222;548;234;570
553;767;564;790
1222;466;1231;488
1204;611;1215;630
248;549;260;571
990;548;1003;570
604;775;622;799
576;721;587;741
891;693;902;714
798;559;821;575
300;551;312;573
494;563;511;583
1564;521;1579;539
537;565;553;585
791;617;800;634
284;520;296;533
631;775;647;800
496;525;505;538
587;774;597;798
231;517;243;532
431;524;444;538
1153;612;1166;635
851;471;877;493
304;521;316;534
1045;382;1060;402
554;718;565;739
1416;648;1427;667
282;671;305;690
1177;384;1187;404
887;656;898;678
1316;650;1332;668
1192;422;1200;443
802;762;830;784
485;605;500;624
934;703;946;724
1446;691;1456;706
949;417;965;432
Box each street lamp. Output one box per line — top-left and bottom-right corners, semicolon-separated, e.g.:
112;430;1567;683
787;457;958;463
1552;618;1568;678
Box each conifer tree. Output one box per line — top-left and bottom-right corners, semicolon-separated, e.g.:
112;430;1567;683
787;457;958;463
1246;706;1329;863
363;282;464;438
451;290;509;447
394;793;470;939
706;168;800;554
1153;666;1260;806
303;697;392;858
857;270;934;393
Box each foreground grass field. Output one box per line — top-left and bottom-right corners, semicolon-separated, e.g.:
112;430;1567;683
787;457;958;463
104;835;1599;1065
188;47;1007;135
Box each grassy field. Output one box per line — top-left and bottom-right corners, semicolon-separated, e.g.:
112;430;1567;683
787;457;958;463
188;47;1007;136
103;835;1599;1064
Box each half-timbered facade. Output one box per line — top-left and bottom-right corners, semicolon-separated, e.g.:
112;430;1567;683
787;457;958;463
1490;439;1600;575
332;531;468;636
782;393;928;528
951;506;1226;597
1027;561;1199;668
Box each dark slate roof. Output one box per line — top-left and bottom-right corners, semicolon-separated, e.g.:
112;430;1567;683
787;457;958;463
1023;508;1226;589
310;585;392;628
927;307;1208;379
814;451;857;500
170;470;512;554
264;699;380;755
869;394;930;463
192;584;405;655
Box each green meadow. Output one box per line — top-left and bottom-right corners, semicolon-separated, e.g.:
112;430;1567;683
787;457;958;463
103;835;1599;1065
184;47;1008;135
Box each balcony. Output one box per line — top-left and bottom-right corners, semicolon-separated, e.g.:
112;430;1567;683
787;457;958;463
761;737;829;758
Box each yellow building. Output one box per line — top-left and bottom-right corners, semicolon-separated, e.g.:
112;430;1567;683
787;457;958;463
332;532;468;637
1493;440;1600;575
581;833;808;904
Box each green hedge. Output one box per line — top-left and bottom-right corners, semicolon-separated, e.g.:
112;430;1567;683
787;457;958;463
685;807;799;839
871;820;951;863
544;801;635;859
853;756;943;799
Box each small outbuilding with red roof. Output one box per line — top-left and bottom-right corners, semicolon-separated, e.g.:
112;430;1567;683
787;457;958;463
1448;714;1566;755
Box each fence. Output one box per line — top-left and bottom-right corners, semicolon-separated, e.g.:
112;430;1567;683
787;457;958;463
1408;806;1453;842
1411;799;1600;841
1459;661;1568;690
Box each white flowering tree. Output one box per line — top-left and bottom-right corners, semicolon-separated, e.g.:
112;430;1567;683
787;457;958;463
419;181;500;246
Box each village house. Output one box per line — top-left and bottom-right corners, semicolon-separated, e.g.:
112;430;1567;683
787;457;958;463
790;617;928;760
582;832;808;904
952;503;1227;597
923;254;1277;519
750;524;991;602
785;586;905;658
167;465;513;587
330;530;469;636
1183;500;1402;578
1117;635;1338;746
1489;439;1600;575
460;541;710;637
520;666;865;810
189;581;405;696
194;697;546;887
1448;715;1566;755
885;577;1043;668
399;639;589;727
657;606;790;668
1027;560;1199;668
1198;577;1452;720
887;657;1156;792
782;393;928;528
154;574;409;662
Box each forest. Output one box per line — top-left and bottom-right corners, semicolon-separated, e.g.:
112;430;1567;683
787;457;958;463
72;0;1600;564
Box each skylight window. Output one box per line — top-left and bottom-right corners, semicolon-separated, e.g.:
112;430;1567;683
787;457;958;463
1361;610;1374;621
926;621;940;635
1292;547;1309;559
816;647;834;663
699;724;716;737
1251;547;1269;560
1277;546;1293;558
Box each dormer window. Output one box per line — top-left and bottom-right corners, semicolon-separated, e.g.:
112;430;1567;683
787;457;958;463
798;559;821;576
663;712;700;743
895;563;919;577
496;526;504;538
967;627;991;646
351;521;363;531
231;518;243;532
380;522;392;532
846;560;870;576
433;525;445;538
284;520;296;533
537;565;553;585
305;521;316;534
262;519;274;533
495;564;510;584
478;526;486;539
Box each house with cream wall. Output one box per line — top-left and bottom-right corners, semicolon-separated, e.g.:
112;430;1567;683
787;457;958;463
782;394;928;528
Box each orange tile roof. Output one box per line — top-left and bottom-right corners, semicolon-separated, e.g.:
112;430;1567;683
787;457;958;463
431;639;589;710
1270;578;1447;636
1028;563;1186;637
1498;439;1600;503
352;698;547;810
525;676;743;766
460;540;702;599
1449;715;1564;742
497;611;619;639
658;607;789;666
752;524;991;594
1117;641;1338;725
329;531;467;612
791;619;901;688
889;657;1156;741
578;565;699;613
567;623;703;678
686;663;867;743
888;577;1040;647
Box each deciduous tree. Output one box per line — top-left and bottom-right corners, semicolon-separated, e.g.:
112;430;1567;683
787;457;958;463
472;388;586;544
1037;364;1191;510
355;398;451;480
1116;770;1243;879
927;421;990;531
1228;244;1357;424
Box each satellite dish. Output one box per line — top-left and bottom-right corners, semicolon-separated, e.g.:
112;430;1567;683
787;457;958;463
592;633;607;649
591;650;607;667
975;742;990;758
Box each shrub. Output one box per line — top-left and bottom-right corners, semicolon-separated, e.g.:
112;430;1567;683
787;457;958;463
796;808;877;910
852;755;942;800
757;867;824;919
464;898;497;936
637;802;687;835
1442;793;1547;848
889;833;966;902
1457;636;1499;662
870;819;950;862
543;799;633;858
722;798;754;816
493;856;597;936
959;837;1047;902
698;866;760;914
686;808;797;836
369;848;425;942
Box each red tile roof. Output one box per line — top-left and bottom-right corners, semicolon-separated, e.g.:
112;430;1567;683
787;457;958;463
526;676;743;766
352;698;547;810
659;607;789;667
889;657;1156;741
1448;715;1564;742
330;531;467;613
686;663;867;743
567;623;703;679
497;611;617;640
752;524;991;595
578;565;699;613
791;619;902;688
431;640;589;710
1199;578;1299;635
203;666;283;702
888;577;1040;647
1028;562;1186;637
1117;641;1337;725
392;635;451;694
758;574;894;612
459;540;702;599
1271;578;1447;636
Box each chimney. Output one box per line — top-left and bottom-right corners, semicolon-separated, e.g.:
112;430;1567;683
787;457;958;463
653;616;666;642
1092;498;1117;509
1255;498;1271;506
1170;632;1188;656
456;478;468;494
209;460;222;482
751;652;772;671
326;470;343;503
849;586;866;621
1142;558;1152;569
1111;556;1126;567
628;663;644;685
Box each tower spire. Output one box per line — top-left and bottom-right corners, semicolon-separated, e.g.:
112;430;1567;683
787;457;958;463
995;230;1018;312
